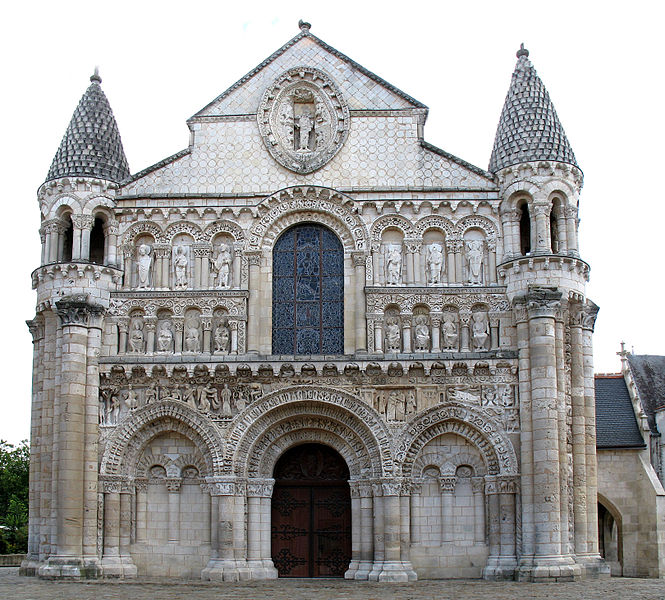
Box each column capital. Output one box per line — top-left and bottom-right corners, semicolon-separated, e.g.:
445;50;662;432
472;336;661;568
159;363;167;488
439;476;457;494
206;477;239;496
246;478;274;497
71;214;95;230
26;318;45;342
351;250;367;267
380;479;402;496
55;295;104;327
580;300;599;331
513;286;562;320
245;251;262;266
165;478;182;492
471;476;485;494
193;243;213;258
496;475;520;494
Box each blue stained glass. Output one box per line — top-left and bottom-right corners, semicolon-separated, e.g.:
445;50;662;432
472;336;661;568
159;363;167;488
272;224;344;355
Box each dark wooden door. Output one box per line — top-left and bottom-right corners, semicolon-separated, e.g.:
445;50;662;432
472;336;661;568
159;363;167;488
271;444;351;577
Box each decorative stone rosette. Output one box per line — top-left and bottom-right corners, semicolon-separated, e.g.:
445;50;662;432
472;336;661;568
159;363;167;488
257;66;350;174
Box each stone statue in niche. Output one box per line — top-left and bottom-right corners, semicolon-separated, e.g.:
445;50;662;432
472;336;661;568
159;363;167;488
292;88;320;152
128;319;144;353
384;319;401;353
184;317;201;353
136;244;152;289
441;313;459;351
172;245;189;289
384;245;402;285
426;243;444;285
471;312;490;351
413;316;431;352
214;321;231;353
157;321;173;352
212;244;232;289
465;239;484;285
220;384;232;417
406;389;417;416
386;390;405;421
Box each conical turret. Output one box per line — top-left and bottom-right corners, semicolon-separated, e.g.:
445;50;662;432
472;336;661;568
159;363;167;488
489;44;578;173
46;69;130;183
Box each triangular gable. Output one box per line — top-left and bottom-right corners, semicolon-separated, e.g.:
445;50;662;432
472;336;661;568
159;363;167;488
192;30;427;118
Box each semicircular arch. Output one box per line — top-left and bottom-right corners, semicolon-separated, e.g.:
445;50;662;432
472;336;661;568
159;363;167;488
395;402;518;477
100;401;224;477
370;214;415;243
121;221;165;245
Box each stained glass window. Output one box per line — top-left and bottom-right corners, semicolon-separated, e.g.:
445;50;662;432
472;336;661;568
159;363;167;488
272;225;344;355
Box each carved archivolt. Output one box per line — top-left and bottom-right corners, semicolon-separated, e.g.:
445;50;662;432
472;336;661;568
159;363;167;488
414;215;454;239
121;221;165;245
164;221;203;243
100;400;224;477
248;187;368;251
413;448;486;478
456;215;498;239
225;386;393;478
366;290;509;314
136;450;207;479
201;220;246;243
395;402;518;477
108;293;247;318
370;214;415;242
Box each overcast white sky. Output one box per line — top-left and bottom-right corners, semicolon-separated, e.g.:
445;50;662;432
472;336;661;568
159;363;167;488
0;1;663;444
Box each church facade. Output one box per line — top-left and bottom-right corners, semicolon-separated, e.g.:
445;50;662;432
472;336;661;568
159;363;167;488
23;22;608;582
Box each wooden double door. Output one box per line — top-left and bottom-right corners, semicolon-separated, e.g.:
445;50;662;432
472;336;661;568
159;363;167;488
271;444;351;577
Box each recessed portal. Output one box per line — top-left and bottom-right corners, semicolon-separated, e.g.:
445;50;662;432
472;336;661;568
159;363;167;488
271;443;351;578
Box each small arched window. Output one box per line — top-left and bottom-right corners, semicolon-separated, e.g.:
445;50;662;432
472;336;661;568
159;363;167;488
89;217;105;264
519;202;531;256
272;224;344;355
61;215;73;262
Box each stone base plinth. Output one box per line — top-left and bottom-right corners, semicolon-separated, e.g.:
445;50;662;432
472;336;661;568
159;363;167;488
352;559;372;580
100;555;137;578
201;559;244;582
377;560;412;582
576;554;611;578
38;556;102;580
483;556;517;580
516;556;582;582
19;557;39;576
244;559;278;580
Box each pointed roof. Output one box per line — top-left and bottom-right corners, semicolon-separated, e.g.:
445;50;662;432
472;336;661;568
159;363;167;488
46;69;130;183
489;44;578;173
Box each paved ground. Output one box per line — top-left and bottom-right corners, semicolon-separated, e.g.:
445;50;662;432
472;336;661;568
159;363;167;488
3;568;665;600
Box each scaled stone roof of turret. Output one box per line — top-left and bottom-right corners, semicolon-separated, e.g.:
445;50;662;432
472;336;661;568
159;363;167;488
46;69;130;183
489;44;578;173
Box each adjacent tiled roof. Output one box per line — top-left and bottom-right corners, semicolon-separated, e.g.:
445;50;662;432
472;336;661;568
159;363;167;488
489;45;578;173
595;375;646;449
627;354;665;433
46;71;130;183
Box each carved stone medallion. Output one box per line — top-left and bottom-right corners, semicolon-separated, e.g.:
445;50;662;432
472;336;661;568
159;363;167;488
258;67;350;174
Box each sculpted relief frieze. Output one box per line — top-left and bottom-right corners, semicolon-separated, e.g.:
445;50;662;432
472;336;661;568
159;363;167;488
257;67;350;174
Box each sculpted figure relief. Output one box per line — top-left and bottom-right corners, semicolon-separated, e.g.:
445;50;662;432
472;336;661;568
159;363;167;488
129;319;144;353
466;240;484;285
441;313;459;351
173;245;189;289
136;244;153;289
426;243;444;285
212;244;232;289
472;312;490;351
385;245;402;285
214;321;230;353
414;316;431;352
184;318;201;353
385;320;401;353
157;321;174;352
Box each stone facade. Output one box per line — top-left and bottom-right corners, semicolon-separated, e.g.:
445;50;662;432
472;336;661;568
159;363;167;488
23;23;608;582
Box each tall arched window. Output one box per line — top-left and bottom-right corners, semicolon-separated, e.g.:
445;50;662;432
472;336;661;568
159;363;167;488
89;217;106;265
272;224;344;355
519;202;531;256
62;214;73;262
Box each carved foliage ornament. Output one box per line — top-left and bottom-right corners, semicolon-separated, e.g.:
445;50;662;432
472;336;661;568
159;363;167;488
258;67;350;174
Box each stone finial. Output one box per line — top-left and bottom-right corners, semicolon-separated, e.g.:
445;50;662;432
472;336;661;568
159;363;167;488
90;66;102;84
516;43;529;59
298;19;311;33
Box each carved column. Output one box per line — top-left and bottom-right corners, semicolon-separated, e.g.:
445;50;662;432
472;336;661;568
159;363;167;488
580;302;607;575
202;478;242;582
105;219;120;267
201;318;212;354
410;479;423;545
352;251;367;353
367;482;384;581
173;317;184;354
373;317;384;355
565;206;579;257
430;317;441;353
198;244;213;289
401;317;412;353
246;479;277;580
228;320;239;355
134;479;148;543
144;317;156;355
355;481;374;580
345;481;361;579
153;245;170;290
39;297;103;579
412;242;423;285
403;240;416;285
460;311;471;352
371;243;381;285
379;480;409;582
439;476;457;543
498;476;518;576
554;304;570;557
118;482;136;576
484;477;501;563
499;207;516;261
246;252;261;354
100;479;122;575
122;245;133;288
399;480;416;580
445;240;456;283
489;314;500;350
569;302;587;557
117;318;129;355
487;238;497;283
453;239;464;283
72;215;95;261
233;243;243;288
165;478;182;542
532;202;551;254
471;477;485;543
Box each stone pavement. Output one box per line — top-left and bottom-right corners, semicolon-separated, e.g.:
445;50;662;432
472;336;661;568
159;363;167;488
3;569;665;600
